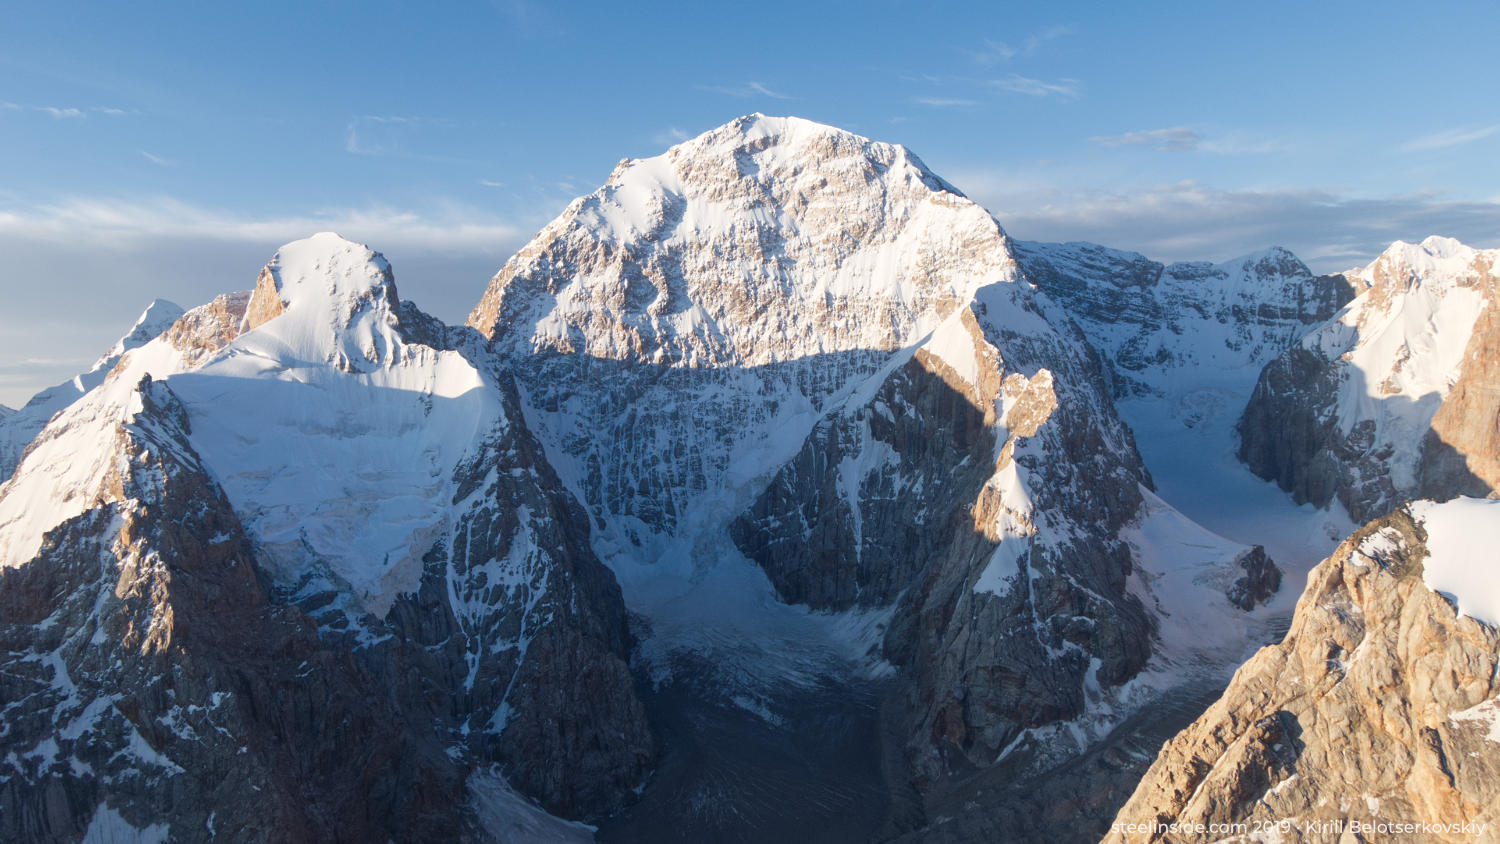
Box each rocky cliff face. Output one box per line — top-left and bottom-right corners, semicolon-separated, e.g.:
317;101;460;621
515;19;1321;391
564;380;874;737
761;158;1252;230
1238;236;1499;522
1108;499;1500;843
0;235;652;838
1014;242;1354;401
0;376;467;842
730;287;1161;793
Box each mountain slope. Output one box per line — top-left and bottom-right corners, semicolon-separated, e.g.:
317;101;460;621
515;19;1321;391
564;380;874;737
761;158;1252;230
467;114;1282;833
1108;499;1500;842
0;374;468;842
0;235;652;837
1239;236;1499;523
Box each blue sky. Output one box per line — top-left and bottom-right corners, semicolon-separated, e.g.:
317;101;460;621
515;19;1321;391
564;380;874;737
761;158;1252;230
2;0;1498;406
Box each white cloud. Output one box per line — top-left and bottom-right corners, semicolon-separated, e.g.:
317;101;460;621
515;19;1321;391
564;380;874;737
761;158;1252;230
652;127;692;146
968;26;1070;65
953;175;1500;270
969;39;1018;65
1401;125;1499;152
139;150;172;166
1091;127;1201;151
915;97;978;108
38;106;84;119
477;179;505;188
988;74;1080;99
697;81;792;99
0;195;528;254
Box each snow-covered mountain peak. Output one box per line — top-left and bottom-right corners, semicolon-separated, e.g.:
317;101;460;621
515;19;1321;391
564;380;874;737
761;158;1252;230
0;234;503;614
1244;235;1499;522
1358;235;1496;295
240;232;405;371
0;297;188;482
1216;246;1311;280
471;114;1011;368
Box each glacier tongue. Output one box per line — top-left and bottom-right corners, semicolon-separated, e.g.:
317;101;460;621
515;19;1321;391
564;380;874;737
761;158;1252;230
1016;238;1358;582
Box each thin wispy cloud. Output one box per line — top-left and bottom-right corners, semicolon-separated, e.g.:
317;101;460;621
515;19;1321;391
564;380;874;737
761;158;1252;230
490;0;556;35
0;103;129;118
343;114;472;162
988;74;1080;99
139;151;172;166
356;114;421;124
1401;125;1499;152
0;195;527;254
968;26;1070;65
970;39;1017;65
697;81;792;99
1091;127;1202;151
477;179;505;188
915;97;978;108
653;127;692;146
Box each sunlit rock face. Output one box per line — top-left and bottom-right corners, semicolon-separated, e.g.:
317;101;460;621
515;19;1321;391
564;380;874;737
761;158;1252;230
1109;499;1500;843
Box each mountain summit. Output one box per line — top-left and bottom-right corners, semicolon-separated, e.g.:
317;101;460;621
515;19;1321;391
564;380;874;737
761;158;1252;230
460;114;1290;838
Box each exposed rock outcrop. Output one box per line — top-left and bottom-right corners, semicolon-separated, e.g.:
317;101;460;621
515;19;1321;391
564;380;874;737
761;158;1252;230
1108;502;1500;843
0;376;466;842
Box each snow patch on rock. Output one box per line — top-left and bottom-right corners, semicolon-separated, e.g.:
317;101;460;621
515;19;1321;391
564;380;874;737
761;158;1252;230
1411;497;1500;626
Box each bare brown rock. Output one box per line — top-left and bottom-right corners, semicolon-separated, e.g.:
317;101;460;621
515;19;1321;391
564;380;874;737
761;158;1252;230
1107;505;1500;843
1420;264;1500;501
164;290;250;365
241;266;286;332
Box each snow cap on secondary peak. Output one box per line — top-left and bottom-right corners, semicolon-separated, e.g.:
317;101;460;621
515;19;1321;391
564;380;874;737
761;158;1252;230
102;298;187;362
244;232;397;329
1419;234;1469;256
1362;235;1492;292
239;232;405;369
1219;246;1311;279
